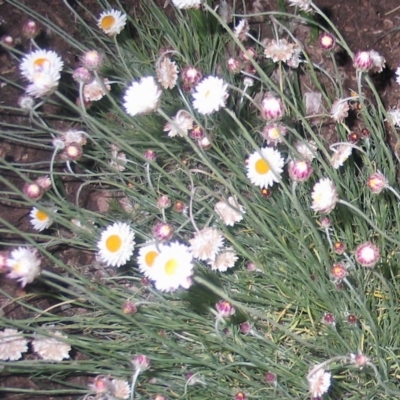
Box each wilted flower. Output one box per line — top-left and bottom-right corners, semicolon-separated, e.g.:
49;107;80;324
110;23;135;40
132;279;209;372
227;57;242;74
367;171;387;194
294;140;318;161
304;91;323;116
355;241;380;268
330;99;349;123
189;227;225;261
311;178;338;214
330;144;353;169
369;50;385;73
32;329;71;361
156;57;179;89
209;247;238;272
287;0;313;12
0;329;29;361
83;78;111;102
164;110;193;137
263;38;295;63
234;19;249;41
72;66;92;84
214;196;245;226
307;367;331;398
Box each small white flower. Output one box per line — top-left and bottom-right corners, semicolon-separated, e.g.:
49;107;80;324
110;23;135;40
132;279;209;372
189;227;225;261
246;147;284;188
209;247;238;272
123;77;162;117
287;0;313;12
29;207;56;231
330;144;352;169
32;330;71;361
110;379;130;399
192;76;228;115
311;178;338;214
214;196;245;226
97;222;135;267
171;0;202;9
20;49;63;83
234;19;249;41
307;367;331;398
151;242;194;292
98;9;127;37
6;247;41;287
164;110;194;137
137;242;161;280
0;329;29;361
369;50;385;73
156;57;179;89
387;109;400;127
83;78;111;102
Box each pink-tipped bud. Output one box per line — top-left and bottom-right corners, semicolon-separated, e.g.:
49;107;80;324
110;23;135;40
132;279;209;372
81;50;103;70
34;176;52;190
322;312;336;327
23;181;44;200
198;136;212;150
347;131;360;144
215;300;235;318
260;188;272;198
239;322;252;335
181;66;202;91
143;149;157;161
346;314;358;325
227;57;242;74
173;200;186;213
122;300;137;315
189;125;205;140
333;241;346;255
132;354;150;371
319;32;335;51
235;392;247;400
89;376;110;394
330;263;347;281
288;160;313;182
240;46;257;61
320;217;331;228
353;51;373;71
152;222;174;241
72;67;93;84
265;372;277;385
261;93;284;120
1;35;15;47
157;195;171;209
22;20;41;39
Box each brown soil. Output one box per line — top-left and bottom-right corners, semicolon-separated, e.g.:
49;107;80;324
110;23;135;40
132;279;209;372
1;0;400;398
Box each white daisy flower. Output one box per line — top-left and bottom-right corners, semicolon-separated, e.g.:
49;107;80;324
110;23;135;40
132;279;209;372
307;367;331;398
151;242;194;292
330;144;352;169
246;147;284;188
209;247;238;272
0;329;29;361
171;0;202;9
32;329;71;361
164;110;194;137
29;207;56;231
97;222;135;267
83;78;111;102
6;247;41;287
311;178;338;214
123;77;162;117
214;196;245;226
192;76;228;115
20;49;63;83
98;9;127;37
189;227;225;261
137;242;162;280
156;57;179;89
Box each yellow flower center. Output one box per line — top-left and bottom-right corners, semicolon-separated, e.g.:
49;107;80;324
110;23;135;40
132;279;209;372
36;210;48;221
145;251;158;267
13;261;24;273
33;58;49;72
100;16;116;30
106;234;122;252
165;258;178;276
255;158;270;174
269;128;280;139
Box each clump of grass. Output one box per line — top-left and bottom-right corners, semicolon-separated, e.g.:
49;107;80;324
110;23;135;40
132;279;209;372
1;0;400;399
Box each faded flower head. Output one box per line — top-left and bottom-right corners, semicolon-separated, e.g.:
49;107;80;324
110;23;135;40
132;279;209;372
367;171;387;194
307;367;331;398
264;38;295;63
330;262;348;281
261;123;288;145
209;247;238;272
164;109;193;137
81;50;103;70
311;178;338;214
330;98;350;123
83;78;111;102
214;196;245;226
294;140;318;161
32;329;71;361
330;144;353;169
287;0;313;13
189;227;225;261
156;57;179;89
0;329;29;361
123;77;162;116
234;19;249;41
355;241;380;268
